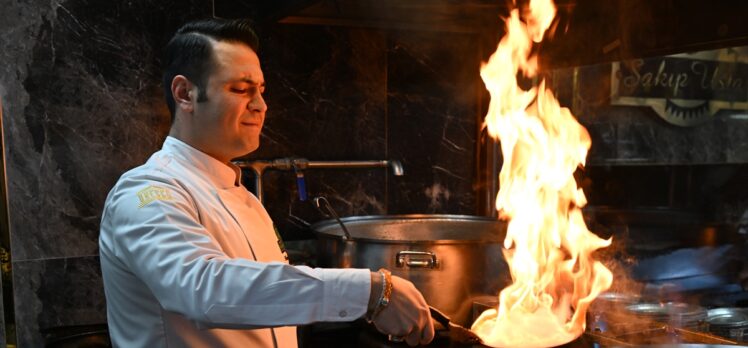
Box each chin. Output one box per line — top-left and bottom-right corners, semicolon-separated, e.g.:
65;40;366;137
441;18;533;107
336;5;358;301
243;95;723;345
244;142;260;154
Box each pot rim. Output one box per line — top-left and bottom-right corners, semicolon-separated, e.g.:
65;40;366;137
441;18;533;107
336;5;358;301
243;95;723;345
311;214;505;243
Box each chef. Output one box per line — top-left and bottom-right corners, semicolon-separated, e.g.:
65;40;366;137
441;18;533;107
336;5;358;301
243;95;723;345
99;18;434;347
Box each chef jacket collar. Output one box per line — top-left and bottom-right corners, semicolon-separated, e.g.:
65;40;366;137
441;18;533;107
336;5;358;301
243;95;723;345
162;136;242;189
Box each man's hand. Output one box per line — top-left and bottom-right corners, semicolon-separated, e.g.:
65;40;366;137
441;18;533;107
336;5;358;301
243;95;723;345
371;275;435;346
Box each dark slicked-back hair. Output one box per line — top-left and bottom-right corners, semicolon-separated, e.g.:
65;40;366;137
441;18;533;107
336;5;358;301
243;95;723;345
162;18;260;122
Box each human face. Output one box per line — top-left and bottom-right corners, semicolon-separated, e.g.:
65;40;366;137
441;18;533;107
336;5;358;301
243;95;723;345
190;40;267;163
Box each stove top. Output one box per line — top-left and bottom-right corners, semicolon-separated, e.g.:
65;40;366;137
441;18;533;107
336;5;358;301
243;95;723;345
300;320;740;348
586;325;736;347
301;289;748;347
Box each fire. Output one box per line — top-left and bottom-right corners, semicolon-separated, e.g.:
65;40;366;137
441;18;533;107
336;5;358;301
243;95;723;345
471;0;614;347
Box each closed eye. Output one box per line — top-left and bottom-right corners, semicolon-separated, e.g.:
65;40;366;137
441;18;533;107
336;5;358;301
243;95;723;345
230;86;264;96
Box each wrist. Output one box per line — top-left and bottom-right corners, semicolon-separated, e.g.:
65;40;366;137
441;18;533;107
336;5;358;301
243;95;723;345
366;268;392;322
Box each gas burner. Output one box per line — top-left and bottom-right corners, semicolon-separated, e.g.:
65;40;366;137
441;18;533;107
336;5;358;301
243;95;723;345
586;301;743;346
587;324;737;346
472;296;740;347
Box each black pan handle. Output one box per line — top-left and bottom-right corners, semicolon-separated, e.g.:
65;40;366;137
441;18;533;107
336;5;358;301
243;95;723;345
428;306;451;328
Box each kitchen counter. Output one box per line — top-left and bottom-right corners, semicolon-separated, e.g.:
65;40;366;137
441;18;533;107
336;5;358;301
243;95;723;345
298;320;599;348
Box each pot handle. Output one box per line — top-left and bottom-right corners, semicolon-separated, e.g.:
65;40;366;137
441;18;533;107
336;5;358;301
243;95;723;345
396;251;438;269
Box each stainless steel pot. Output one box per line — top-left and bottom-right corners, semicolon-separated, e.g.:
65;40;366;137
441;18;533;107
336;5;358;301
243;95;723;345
311;214;510;326
706;308;748;342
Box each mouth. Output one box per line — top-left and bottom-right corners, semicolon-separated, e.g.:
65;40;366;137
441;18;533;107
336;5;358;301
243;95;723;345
241;122;262;129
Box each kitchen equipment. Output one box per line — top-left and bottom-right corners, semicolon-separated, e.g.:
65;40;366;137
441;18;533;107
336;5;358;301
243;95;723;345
470;297;736;347
312;196;351;240
588;292;642;333
625;302;708;331
429;305;482;345
706;308;748;342
235;158;403;202
595;291;642;307
312;214;510;326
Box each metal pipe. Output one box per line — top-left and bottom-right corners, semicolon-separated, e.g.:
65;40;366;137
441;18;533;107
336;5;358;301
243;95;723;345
234;158;404;202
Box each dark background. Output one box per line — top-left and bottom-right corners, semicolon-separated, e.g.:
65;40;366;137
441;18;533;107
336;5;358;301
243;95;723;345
0;0;747;346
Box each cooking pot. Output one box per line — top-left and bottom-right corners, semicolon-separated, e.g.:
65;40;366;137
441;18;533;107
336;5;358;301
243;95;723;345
311;214;510;326
706;308;748;342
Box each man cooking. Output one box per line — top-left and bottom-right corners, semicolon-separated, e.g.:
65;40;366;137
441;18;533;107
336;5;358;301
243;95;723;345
99;18;434;347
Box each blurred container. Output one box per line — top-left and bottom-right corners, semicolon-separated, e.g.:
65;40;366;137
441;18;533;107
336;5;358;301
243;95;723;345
626;302;708;331
706;308;748;342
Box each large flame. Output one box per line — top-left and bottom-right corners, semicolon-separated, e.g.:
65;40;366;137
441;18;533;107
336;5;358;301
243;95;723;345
471;0;614;347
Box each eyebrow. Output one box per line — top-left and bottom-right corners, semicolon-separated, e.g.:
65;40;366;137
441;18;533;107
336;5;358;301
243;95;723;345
236;78;265;87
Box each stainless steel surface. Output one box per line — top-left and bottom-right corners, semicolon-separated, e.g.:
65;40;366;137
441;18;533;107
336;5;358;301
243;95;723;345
596;291;641;305
235;158;403;202
313;215;509;326
302;159;404;176
469;296;739;346
386;160;403;176
706;308;748;341
312;214;505;242
626;303;707;317
395;250;437;269
625;302;708;330
597;327;740;347
588;292;643;333
312;196;351;240
707;308;748;326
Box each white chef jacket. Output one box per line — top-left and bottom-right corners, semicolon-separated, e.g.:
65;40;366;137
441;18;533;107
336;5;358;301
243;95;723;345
99;136;371;348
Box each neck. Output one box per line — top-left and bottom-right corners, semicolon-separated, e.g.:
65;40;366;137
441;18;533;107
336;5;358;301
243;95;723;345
168;126;230;164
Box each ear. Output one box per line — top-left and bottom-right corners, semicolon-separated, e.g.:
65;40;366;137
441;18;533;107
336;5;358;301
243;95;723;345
171;75;196;113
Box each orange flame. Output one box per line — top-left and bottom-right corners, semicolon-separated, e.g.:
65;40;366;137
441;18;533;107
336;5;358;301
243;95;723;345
471;0;613;347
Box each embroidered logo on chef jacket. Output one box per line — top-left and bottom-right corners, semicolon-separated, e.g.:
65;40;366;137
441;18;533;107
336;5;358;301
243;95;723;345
137;185;174;208
273;225;289;261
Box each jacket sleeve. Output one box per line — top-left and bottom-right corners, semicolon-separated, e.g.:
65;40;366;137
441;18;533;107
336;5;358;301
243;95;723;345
100;174;371;328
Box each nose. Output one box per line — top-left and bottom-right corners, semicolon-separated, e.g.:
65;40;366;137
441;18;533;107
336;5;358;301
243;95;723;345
249;93;267;113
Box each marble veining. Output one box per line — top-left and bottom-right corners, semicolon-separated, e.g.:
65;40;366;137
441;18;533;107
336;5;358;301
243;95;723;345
249;25;393;239
1;0;206;345
3;1;488;346
387;31;481;214
13;256;106;348
3;0;198;261
0;1;743;346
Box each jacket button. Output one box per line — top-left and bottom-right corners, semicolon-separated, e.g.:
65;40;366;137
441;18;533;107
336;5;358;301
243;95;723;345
339;310;347;318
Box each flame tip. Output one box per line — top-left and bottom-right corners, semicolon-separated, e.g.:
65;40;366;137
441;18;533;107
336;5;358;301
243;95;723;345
476;0;611;345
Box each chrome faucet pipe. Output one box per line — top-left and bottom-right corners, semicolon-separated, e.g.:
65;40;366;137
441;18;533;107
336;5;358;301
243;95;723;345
234;158;404;202
302;160;403;175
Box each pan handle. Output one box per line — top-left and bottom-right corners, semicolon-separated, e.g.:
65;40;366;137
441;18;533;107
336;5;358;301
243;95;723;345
395;251;438;269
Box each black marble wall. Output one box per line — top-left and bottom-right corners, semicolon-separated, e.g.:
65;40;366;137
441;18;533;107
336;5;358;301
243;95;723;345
387;32;480;215
0;0;208;346
0;2;483;347
249;25;389;239
4;0;743;346
250;26;482;240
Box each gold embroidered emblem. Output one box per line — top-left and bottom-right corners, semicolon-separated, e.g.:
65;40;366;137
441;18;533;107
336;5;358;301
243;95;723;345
137;185;173;208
